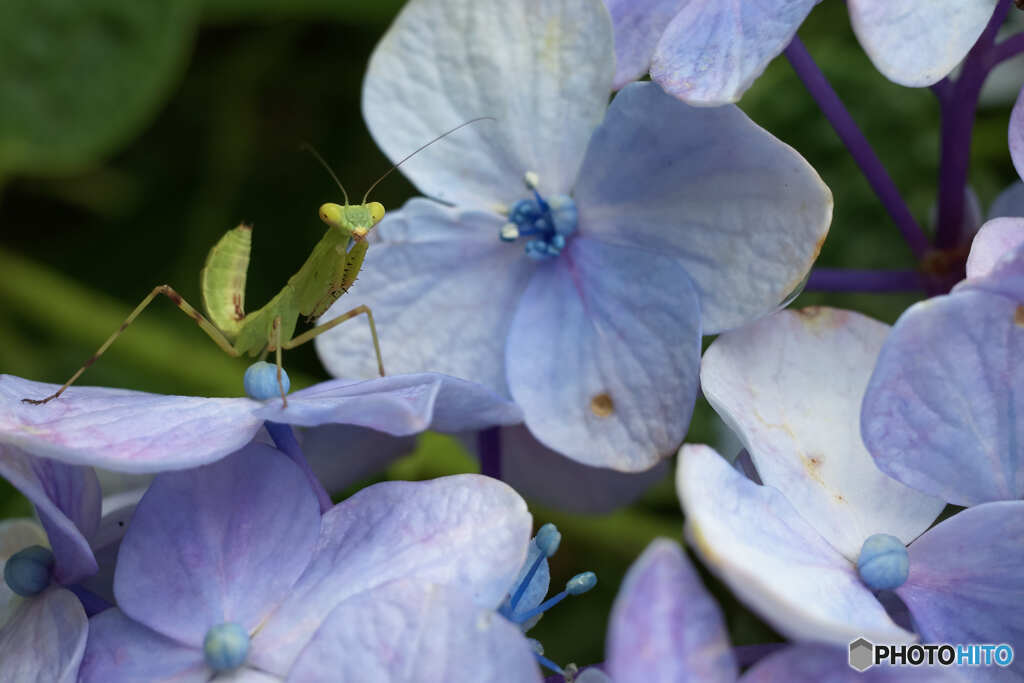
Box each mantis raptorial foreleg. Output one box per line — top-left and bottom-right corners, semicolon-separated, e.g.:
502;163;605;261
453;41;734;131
283;304;386;377
22;285;239;405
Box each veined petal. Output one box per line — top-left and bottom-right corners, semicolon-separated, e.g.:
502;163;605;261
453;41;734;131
897;502;1024;676
701;308;945;560
650;0;817;105
0;375;263;473
848;0;998;87
606;539;737;683
250;475;531;674
114;444;320;646
0;446;100;584
0;587;87;683
286;580;541;683
965;218;1024;279
506;237;701;471
605;0;685;89
862;292;1024;505
79;608;206;683
677;445;914;645
362;0;614;209
575;82;831;333
315;199;534;396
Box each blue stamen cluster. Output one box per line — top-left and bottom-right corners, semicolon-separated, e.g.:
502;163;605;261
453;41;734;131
499;174;578;260
3;545;54;597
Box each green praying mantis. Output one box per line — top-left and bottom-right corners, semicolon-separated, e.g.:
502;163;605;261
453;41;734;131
22;120;491;408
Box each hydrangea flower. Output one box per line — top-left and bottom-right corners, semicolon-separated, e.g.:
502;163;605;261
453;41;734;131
862;198;1024;506
606;0;1001;105
681;307;1024;669
79;441;543;681
590;538;949;683
0;371;521;473
316;0;832;472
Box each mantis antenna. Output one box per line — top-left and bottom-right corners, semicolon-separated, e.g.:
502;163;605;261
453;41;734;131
361;116;496;203
301;142;350;206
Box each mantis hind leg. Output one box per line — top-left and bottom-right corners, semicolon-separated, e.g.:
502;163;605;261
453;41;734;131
270;315;288;408
283;304;385;377
22;285;239;405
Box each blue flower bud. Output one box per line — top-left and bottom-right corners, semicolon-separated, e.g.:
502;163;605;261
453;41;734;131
243;361;289;401
203;622;250;672
857;533;909;590
535;523;561;558
4;545;54;597
566;571;597;595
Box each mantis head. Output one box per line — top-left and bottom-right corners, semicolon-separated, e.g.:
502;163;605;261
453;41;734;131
318;201;386;240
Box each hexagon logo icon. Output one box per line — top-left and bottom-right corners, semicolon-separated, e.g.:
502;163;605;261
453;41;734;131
849;637;874;672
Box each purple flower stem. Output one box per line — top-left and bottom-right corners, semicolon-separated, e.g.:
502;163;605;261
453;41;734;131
733;643;788;668
264;421;333;514
784;36;931;259
805;268;924;293
994;31;1024;64
68;584;112;618
477;426;502;480
934;0;1012;250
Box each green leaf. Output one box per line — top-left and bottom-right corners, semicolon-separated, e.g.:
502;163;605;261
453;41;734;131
0;0;199;175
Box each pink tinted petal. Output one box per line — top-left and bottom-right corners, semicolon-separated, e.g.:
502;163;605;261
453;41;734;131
315;200;534;396
0;375;262;472
115;444;320;646
286;580;541;683
0;588;87;683
701;308;944;560
965;217;1024;279
0;445;100;583
606;539;737;683
495;426;671;513
677;445;914;645
79;608;206;683
741;644;958;682
862;291;1024;505
848;0;998;87
605;0;685;88
506;237;701;471
575;82;832;333
650;0;817;105
251;475;531;674
897;502;1024;663
362;0;613;209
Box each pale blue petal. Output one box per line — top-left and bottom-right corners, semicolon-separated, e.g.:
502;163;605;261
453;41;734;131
286;580;541;683
848;0;998;87
506;237;701;471
965;217;1024;279
0;588;87;683
79;608;206;683
650;0;817;105
701;308;944;561
987;181;1024;220
115;444;320;646
605;0;685;88
897;502;1024;677
362;0;613;210
78;492;138;606
606;539;737;683
862;292;1024;505
0;375;262;473
575;82;832;333
0;445;100;584
250;475;531;675
740;644;959;681
315;199;534;396
300;425;416;494
1011;80;1024;179
462;426;670;513
677;445;914;644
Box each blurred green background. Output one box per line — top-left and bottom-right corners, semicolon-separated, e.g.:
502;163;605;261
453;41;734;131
0;0;1019;669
